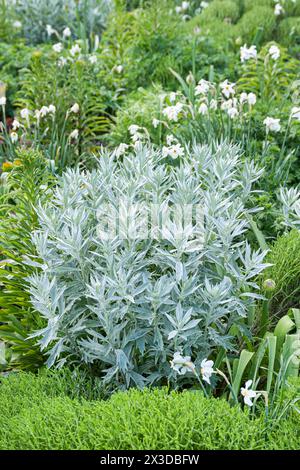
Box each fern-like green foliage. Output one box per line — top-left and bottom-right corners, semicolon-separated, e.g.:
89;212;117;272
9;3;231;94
100;0;184;89
100;0;235;92
237;42;299;103
14;49;110;169
262;229;300;319
0;150;55;370
278;17;300;51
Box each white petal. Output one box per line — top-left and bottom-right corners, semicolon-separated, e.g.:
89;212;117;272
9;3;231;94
245;379;253;389
205;360;214;368
202;374;210;384
173;352;182;360
244;396;253;407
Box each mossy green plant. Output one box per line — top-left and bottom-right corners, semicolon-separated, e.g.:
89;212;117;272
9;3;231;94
0;370;299;450
277;17;300;48
262;229;300;319
233;6;276;44
200;0;241;24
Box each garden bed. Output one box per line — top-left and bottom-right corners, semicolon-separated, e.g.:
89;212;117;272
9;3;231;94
0;0;300;453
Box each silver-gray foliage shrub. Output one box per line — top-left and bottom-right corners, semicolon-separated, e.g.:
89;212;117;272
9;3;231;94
28;142;268;389
278;187;300;230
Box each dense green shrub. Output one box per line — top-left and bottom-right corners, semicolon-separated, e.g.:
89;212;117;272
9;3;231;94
108;85;165;145
200;0;241;24
0;42;40;116
0;369;104;405
277;17;300;49
0;371;299;450
100;1;236;93
262;229;300;319
233;6;276;44
244;0;300;16
100;1;185;89
184;11;236;63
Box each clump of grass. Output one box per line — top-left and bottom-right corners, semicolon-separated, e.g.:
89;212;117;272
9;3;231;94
200;0;241;24
262;229;300;319
277;17;300;48
233;6;276;44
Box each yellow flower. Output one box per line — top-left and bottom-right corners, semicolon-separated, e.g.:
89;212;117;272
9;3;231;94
32;50;42;59
2;162;13;172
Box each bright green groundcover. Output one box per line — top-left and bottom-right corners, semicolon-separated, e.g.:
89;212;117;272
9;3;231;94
0;370;299;450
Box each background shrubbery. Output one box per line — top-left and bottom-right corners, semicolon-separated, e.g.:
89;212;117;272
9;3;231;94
7;0;113;45
0;150;54;370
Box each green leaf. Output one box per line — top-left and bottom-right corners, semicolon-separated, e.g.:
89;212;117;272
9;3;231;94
267;335;277;394
232;350;254;399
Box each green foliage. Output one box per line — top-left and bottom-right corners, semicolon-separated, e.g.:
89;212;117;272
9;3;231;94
100;1;235;93
237;313;299;400
187;16;234;49
0;371;299;450
278;17;300;51
236;42;300;190
237;42;299;102
244;0;300;16
200;0;241;24
262;230;300;318
108;85;165;145
0;368;104;404
0;42;41;115
0;150;54;370
123;0;144;9
100;1;182;89
0;0;14;43
243;0;273;11
233;6;276;44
